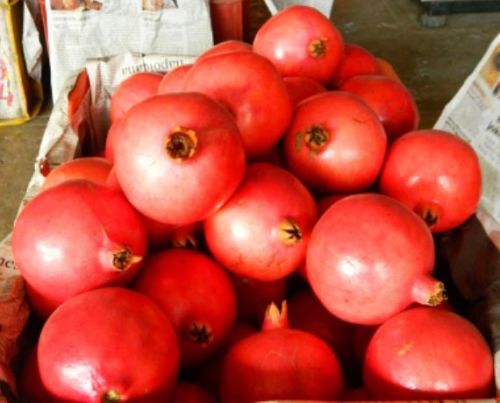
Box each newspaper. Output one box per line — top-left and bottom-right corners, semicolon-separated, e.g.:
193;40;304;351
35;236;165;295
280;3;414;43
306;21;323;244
44;0;213;103
434;33;500;231
263;0;334;17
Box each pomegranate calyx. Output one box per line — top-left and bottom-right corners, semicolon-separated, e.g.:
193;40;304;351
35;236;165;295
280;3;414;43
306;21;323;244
102;389;121;402
414;201;443;229
166;127;198;161
187;322;214;346
171;234;198;249
309;38;327;58
112;247;141;271
279;218;303;245
427;282;448;306
262;301;288;331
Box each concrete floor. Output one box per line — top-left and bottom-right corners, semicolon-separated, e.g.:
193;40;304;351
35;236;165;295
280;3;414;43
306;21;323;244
0;0;499;240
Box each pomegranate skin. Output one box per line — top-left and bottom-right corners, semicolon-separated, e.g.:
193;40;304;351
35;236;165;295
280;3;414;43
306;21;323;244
12;181;147;318
307;193;441;325
340;74;420;142
204;163;318;281
329;43;380;88
283;91;387;194
157;64;192;94
132;249;237;367
113;93;246;226
364;307;494;399
38;288;180;402
220;327;344;403
379;129;482;232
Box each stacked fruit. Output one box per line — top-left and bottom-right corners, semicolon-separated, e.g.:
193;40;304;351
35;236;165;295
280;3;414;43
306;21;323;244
14;5;492;403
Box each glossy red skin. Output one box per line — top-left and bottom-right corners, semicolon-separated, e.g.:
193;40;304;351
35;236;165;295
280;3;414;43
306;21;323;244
253;5;344;85
364;307;494;399
288;289;355;378
283;91;387;194
197;40;252;61
132;249;237;367
379;129;482;232
157;64;193;94
172;383;216;403
182;51;292;159
12;181;147;318
109;72;163;123
329;43;380;88
204;163;318;281
194;323;257;397
113;93;246;226
340;75;419;142
232;274;289;325
38;288;180;402
41;157;112;192
220;328;344;402
283;76;326;108
307;193;437;325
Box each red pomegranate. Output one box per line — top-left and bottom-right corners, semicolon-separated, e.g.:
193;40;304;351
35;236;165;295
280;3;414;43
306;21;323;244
12;181;147;317
182;51;292;159
307;193;444;325
329;43;380;88
220;302;345;402
109;72;163;123
379;129;482;232
40;157;112;192
253;5;344;84
340;74;420;142
363;307;494;399
132;249;237;367
197;40;253;61
287;289;355;378
157;64;193;94
113;93;246;226
37;287;180;402
283;91;387;194
204;163;318;281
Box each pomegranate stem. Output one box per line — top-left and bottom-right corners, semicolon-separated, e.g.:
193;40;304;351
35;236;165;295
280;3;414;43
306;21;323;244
262;301;288;331
308;38;327;58
278;218;303;245
411;274;447;307
188;322;213;346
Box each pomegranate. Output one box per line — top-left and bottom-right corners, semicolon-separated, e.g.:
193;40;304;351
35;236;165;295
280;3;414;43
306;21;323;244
204;163;317;281
329;43;380;88
253;5;344;84
157;64;193;94
168;221;203;249
109;72;162;123
196;39;252;61
40;157;112;192
104;120;122;163
220;302;345;402
283;76;327;108
172;382;216;403
363;307;494;399
340;74;420;142
182;51;292;159
283;91;387;194
37;287;180;402
113;93;246;225
379;129;482;232
287;289;355;379
307;193;444;325
132;249;237;367
12;180;147;317
232;274;289;324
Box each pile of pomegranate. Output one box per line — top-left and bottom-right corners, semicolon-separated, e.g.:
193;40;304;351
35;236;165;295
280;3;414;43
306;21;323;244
14;5;493;403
